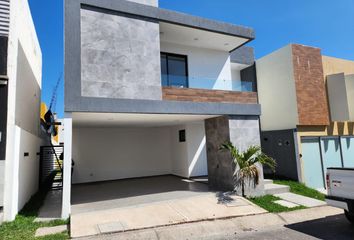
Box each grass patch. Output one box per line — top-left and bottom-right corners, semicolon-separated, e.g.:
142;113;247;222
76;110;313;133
273;180;325;201
0;171;69;239
248;195;306;213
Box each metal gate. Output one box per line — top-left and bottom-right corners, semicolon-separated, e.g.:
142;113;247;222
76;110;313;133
39;145;64;190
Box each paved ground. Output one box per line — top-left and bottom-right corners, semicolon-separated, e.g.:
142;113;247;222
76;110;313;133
80;206;353;240
70;176;266;238
35;190;62;222
71;176;210;214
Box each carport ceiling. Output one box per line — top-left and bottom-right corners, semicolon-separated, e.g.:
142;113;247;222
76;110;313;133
73;112;219;127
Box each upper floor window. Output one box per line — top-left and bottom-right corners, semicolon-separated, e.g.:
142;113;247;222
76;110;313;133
161;53;188;88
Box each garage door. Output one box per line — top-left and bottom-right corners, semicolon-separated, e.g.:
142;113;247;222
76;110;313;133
341;137;354;168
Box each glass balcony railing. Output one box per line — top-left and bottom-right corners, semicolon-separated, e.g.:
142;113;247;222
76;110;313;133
161;74;255;92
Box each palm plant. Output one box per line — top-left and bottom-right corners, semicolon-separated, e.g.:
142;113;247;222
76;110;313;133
220;142;276;197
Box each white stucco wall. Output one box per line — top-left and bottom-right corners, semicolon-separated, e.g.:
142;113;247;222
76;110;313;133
256;45;299;131
17;128;42;211
169;125;188;177
71;122;208;184
160;42;235;91
186;122;208;177
72;127;172;184
3;0;42;220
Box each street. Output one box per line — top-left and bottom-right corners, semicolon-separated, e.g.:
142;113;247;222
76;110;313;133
231;214;354;240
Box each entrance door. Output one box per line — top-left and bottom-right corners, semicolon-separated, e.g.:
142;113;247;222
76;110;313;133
301;138;324;189
341;137;354;168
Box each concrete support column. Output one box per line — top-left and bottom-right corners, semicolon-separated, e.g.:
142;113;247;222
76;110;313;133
205;115;264;196
61;113;72;219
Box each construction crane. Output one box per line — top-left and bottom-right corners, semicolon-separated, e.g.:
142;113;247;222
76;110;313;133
43;73;63;136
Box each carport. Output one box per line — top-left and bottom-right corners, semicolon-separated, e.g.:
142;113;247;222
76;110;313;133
64;112;265;238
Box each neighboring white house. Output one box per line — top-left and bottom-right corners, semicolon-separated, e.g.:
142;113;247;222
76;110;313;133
0;0;43;221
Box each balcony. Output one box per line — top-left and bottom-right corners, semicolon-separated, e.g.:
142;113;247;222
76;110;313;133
161;75;258;104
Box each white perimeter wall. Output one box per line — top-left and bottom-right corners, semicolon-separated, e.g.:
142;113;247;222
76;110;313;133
72;121;208;184
3;0;42;220
160;42;241;91
256;45;299;131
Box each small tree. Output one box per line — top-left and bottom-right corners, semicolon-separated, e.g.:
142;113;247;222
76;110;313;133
220;142;276;197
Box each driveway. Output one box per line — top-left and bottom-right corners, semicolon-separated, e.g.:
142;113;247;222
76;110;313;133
70;176;266;238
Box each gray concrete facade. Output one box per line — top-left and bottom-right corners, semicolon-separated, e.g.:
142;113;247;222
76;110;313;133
81;7;162;100
64;0;257;115
205;116;264;195
230;46;255;65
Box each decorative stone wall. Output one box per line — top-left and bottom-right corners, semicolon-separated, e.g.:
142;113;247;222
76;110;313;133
205;116;264;196
80;7;162;100
292;44;329;126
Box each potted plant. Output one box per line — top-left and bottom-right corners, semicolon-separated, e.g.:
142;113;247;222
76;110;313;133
220;142;276;197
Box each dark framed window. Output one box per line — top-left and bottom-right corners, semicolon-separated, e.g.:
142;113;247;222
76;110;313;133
161;52;188;88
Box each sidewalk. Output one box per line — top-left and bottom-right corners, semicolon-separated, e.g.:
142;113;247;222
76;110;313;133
70;193;266;238
78;206;343;240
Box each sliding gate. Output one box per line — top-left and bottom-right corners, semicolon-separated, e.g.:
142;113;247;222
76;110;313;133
39;145;64;190
301;136;354;189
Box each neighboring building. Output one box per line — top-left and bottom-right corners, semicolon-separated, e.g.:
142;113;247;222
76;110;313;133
257;43;354;190
0;0;43;221
63;0;263;218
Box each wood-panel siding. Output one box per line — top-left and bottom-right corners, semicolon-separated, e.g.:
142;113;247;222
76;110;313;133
162;87;258;104
292;44;330;126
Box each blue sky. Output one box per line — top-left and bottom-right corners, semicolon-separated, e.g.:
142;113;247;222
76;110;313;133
28;0;354;118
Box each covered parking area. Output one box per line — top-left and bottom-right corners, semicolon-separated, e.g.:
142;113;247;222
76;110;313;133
60;112;265;237
69;112;216;215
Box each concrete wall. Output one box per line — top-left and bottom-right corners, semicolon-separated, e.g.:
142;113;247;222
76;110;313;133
15;43;41;136
256;45;298;131
80;7;162;100
72;122;208;184
160;42;235;91
3;0;42;220
261;129;300;181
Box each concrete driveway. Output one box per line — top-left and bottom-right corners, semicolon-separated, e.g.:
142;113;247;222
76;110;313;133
70;176;266;238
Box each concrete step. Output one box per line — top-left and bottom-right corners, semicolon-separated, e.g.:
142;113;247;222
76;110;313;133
264;179;273;184
264;183;290;195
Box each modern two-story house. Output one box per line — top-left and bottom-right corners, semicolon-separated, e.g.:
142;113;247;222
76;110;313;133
63;0;263;219
257;43;354;190
0;0;43;221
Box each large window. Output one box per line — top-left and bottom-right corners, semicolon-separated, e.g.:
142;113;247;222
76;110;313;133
161;53;188;88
